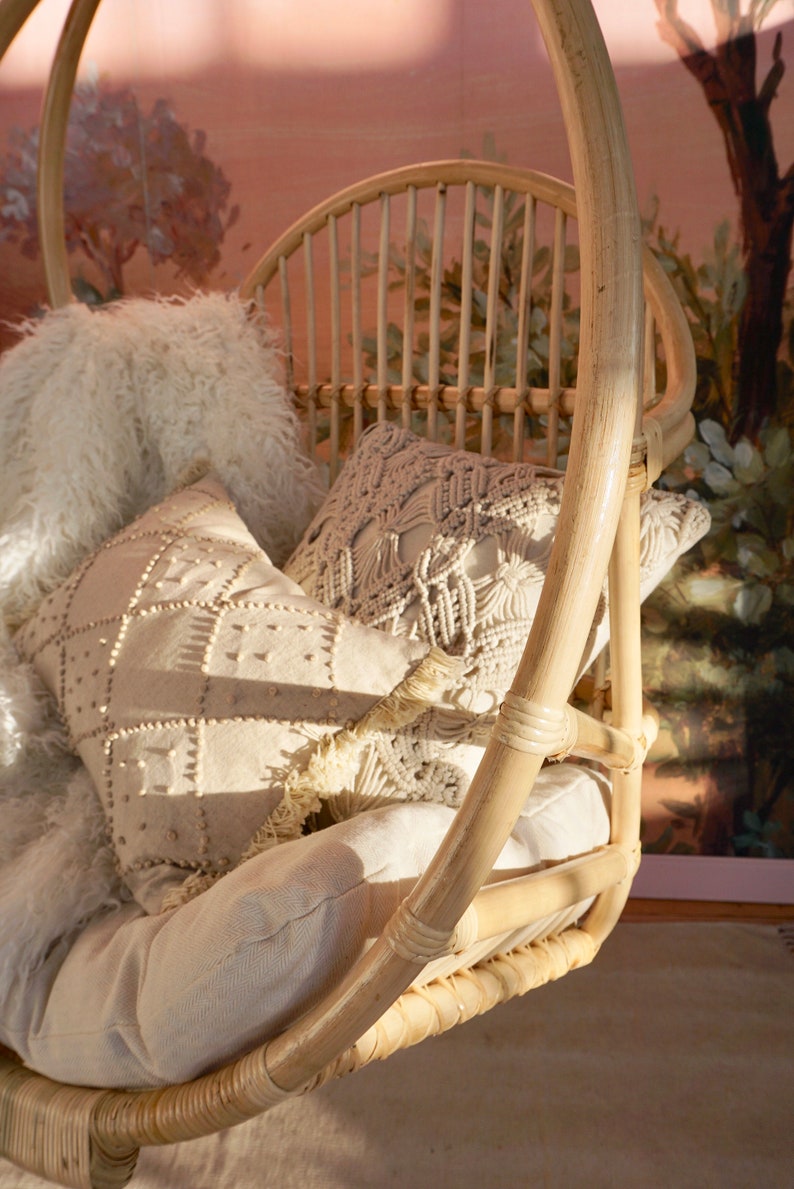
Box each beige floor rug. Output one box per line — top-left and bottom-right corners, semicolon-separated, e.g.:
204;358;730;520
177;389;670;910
1;922;791;1189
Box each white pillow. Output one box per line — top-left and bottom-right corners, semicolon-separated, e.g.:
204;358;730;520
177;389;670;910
0;764;610;1089
14;475;459;912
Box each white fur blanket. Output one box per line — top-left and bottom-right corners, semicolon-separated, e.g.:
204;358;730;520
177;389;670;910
0;293;326;999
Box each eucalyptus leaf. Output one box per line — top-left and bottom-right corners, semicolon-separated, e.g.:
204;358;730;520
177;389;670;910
736;537;779;578
683;573;743;613
763;426;792;469
684;441;710;471
699;418;735;465
774;647;794;677
733;439;765;484
739;502;770;536
767;466;793;507
694;657;738;692
710;524;738;563
703;460;740;496
529;305;548;333
733;582;773;624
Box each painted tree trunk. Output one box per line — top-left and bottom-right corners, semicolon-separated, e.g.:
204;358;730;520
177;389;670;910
655;3;794;442
734;165;794;440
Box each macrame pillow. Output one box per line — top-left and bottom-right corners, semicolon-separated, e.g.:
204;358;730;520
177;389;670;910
14;475;460;913
285;422;712;712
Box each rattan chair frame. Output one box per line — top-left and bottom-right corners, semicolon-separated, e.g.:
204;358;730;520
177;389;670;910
0;1;695;1185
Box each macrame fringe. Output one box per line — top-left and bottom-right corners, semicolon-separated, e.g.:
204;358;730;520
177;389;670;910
160;646;463;911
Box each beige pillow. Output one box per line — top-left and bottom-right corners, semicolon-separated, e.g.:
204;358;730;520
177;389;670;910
3;766;610;1089
285;423;711;710
15;475;458;912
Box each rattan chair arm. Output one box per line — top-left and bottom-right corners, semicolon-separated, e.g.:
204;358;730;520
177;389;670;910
454;844;637;948
37;0;103;309
639;245;698;481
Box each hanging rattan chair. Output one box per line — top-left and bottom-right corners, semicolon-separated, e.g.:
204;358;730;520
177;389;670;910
0;0;697;1186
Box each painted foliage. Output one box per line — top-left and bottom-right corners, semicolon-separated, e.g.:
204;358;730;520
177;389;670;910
641;0;793;858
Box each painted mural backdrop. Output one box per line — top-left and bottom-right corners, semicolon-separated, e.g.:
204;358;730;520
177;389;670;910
0;0;791;860
641;0;793;859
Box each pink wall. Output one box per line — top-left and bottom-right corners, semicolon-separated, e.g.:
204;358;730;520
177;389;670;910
2;1;792;323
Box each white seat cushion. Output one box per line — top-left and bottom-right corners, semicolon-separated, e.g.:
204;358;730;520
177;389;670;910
0;763;609;1089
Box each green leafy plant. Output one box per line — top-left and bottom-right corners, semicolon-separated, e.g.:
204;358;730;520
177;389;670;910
643;202;746;428
362;198;580;396
351;136;581;457
642;409;794;857
0;78;238;302
667;420;793;620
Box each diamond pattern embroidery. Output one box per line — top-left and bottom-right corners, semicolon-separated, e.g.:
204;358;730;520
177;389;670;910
15;475;428;910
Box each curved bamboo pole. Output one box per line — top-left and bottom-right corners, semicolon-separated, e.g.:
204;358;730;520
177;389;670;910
88;0;646;1152
641;246;697;475
0;0;41;63
37;0;103;308
263;0;642;1076
0;1;667;1177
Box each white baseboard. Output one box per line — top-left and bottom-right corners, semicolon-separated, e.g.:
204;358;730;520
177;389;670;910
630;855;794;903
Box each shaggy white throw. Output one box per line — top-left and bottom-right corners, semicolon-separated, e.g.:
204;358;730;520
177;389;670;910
0;292;325;626
0;629;125;996
0;292;326;1000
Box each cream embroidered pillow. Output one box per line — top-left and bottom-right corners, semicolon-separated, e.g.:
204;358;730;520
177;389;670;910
15;475;459;912
285;423;711;711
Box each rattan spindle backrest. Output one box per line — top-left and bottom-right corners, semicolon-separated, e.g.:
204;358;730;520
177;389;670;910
240;163;694;482
241;164;586;476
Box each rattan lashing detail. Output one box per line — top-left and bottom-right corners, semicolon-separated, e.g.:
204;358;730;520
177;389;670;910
493;693;575;757
0;1057;133;1189
0;929;598;1184
335;926;599;1071
384;904;460;964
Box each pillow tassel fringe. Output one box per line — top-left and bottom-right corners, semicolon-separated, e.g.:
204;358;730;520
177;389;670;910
160;647;463;911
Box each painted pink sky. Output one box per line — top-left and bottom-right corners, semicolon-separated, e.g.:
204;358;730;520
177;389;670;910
1;0;793;311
